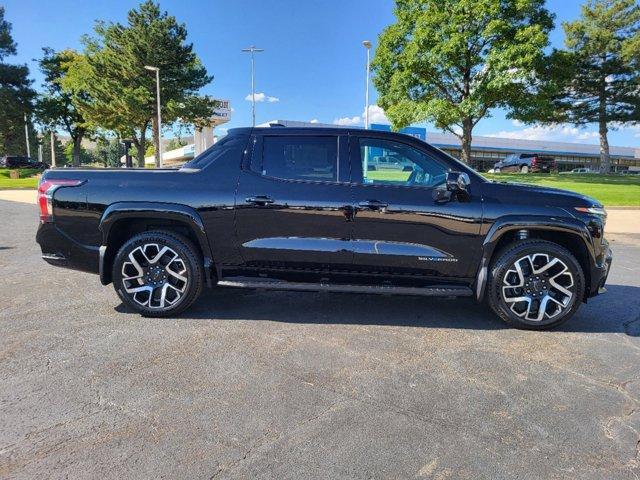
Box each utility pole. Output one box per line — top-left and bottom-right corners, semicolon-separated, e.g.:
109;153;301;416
24;113;31;157
363;40;372;129
241;46;264;127
144;65;163;167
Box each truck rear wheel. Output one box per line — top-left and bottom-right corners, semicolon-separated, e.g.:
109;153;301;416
112;230;203;317
487;240;584;330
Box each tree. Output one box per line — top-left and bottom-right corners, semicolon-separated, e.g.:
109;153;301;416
64;1;217;167
372;0;554;164
93;136;124;167
41;130;65;166
515;0;640;173
0;7;36;156
63;141;93;165
36;48;94;167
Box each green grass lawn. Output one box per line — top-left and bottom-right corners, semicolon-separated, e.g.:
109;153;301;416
368;168;640;206
0;168;40;190
484;173;640;207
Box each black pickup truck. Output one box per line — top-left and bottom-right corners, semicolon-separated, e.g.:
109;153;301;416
36;127;612;329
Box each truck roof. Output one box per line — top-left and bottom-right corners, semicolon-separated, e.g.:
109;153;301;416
227;126;425;140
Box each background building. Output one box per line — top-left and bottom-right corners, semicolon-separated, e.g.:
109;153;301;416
369;124;640;172
256;120;640;172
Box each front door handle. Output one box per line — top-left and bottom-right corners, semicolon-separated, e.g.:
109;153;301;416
358;200;388;210
246;195;274;206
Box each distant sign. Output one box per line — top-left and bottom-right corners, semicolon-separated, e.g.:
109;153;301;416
370;124;426;141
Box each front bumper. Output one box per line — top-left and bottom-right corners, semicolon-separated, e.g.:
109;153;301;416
587;243;612;298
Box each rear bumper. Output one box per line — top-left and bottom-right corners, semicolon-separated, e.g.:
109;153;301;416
587;244;612;298
36;222;100;275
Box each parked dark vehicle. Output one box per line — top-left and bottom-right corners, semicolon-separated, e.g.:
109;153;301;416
493;153;555;173
1;155;49;170
36;127;611;329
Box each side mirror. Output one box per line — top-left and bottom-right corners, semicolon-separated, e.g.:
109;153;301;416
446;171;470;192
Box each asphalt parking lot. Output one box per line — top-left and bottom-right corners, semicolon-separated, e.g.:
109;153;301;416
1;199;639;480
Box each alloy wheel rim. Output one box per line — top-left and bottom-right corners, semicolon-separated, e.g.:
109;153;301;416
121;243;188;309
501;253;575;322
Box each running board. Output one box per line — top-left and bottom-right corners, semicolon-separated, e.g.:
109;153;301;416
217;277;473;297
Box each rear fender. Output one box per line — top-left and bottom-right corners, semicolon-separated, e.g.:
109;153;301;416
99;202;215;286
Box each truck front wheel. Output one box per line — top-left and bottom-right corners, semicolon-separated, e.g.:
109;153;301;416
487;240;584;330
112;230;203;317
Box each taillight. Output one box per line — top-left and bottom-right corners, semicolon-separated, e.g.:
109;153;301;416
37;179;83;223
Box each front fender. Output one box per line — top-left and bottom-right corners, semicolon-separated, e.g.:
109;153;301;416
98;202;214;285
474;215;595;301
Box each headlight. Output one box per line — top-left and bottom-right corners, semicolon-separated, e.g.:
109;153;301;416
575;206;607;217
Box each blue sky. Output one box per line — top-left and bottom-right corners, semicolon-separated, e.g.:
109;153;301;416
3;0;639;147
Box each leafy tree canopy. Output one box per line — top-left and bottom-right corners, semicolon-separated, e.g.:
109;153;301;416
373;0;553;163
36;48;94;166
63;1;217;166
514;0;639;172
0;7;35;156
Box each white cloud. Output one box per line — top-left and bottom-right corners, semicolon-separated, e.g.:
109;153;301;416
365;105;390;124
613;123;640;137
486;124;600;143
309;119;319;123
334;115;361;126
244;92;279;103
333;105;390;127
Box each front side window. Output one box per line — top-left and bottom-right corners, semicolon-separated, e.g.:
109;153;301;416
359;138;447;188
257;136;337;182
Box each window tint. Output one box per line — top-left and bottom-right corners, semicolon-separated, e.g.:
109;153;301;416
359;138;447;188
258;136;337;182
182;135;247;169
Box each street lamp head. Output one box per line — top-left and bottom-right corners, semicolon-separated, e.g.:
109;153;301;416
242;46;264;53
144;65;159;72
362;40;372;49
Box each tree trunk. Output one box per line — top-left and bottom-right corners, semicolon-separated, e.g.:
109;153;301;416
151;115;161;168
598;68;611;174
460;118;473;165
72;136;82;167
136;141;145;168
133;131;146;168
598;120;611;174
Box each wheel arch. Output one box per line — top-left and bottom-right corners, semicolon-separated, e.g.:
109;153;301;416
475;216;595;302
99;202;215;286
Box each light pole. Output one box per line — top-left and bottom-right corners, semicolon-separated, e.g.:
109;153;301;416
144;65;163;167
24;113;31;157
241;46;264;127
50;130;56;167
362;40;372;130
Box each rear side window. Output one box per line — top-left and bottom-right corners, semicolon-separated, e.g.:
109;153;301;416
256;136;337;182
182;135;248;170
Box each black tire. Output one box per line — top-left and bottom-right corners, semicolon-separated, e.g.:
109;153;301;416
487;240;584;330
112;230;203;317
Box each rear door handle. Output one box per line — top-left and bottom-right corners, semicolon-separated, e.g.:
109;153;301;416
358;200;389;210
246;195;274;205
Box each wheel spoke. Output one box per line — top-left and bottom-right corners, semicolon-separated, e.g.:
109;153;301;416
121;242;189;310
500;252;575;323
